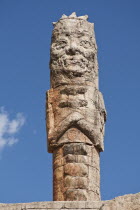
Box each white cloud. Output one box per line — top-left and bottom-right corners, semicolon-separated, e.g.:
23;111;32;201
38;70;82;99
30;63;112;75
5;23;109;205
0;107;25;152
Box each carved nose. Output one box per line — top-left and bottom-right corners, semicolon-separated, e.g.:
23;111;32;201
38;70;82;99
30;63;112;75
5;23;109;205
66;42;77;55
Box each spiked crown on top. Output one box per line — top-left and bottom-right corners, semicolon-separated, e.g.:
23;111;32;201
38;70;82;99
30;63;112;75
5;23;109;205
52;12;89;26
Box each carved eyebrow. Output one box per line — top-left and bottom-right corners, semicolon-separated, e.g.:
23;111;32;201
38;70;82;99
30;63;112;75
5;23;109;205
79;35;91;39
77;32;89;37
62;32;84;38
56;38;68;42
80;39;90;42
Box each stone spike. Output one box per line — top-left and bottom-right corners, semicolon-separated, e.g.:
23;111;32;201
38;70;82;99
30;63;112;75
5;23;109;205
79;15;88;20
52;22;57;26
69;12;77;18
61;14;68;19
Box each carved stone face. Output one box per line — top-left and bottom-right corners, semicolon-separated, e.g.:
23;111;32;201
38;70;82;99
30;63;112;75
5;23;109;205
50;19;97;74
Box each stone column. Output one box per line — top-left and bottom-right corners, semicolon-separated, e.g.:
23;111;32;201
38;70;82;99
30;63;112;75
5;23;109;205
46;12;106;201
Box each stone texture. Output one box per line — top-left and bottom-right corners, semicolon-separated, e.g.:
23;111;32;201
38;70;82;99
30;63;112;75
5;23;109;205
53;142;100;201
46;12;106;201
0;193;140;209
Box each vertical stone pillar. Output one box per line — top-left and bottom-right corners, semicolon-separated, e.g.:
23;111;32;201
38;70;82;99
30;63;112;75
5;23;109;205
53;142;100;201
46;12;106;201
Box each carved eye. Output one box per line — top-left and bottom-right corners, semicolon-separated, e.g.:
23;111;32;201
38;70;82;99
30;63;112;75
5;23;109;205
55;40;67;50
80;40;91;48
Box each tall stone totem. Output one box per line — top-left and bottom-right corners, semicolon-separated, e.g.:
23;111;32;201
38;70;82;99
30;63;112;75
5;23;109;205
46;13;106;201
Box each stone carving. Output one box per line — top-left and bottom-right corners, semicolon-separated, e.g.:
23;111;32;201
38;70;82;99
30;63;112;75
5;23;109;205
0;12;139;210
46;12;106;201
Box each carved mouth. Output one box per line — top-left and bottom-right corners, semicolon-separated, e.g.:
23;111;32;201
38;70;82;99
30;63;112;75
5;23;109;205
63;58;87;69
64;59;81;66
51;56;89;72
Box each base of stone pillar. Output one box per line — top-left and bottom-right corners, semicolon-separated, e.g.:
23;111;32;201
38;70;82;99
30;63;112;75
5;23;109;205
0;193;140;210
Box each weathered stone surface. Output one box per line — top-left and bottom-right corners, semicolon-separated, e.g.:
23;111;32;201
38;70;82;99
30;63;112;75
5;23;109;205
53;143;100;201
64;176;88;189
46;12;106;201
64;163;88;176
46;12;106;153
0;193;140;210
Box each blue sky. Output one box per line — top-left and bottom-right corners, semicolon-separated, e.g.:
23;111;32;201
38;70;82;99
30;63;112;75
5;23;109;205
0;0;140;203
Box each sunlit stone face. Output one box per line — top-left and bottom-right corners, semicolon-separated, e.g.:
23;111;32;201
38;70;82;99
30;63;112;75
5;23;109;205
50;19;97;74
